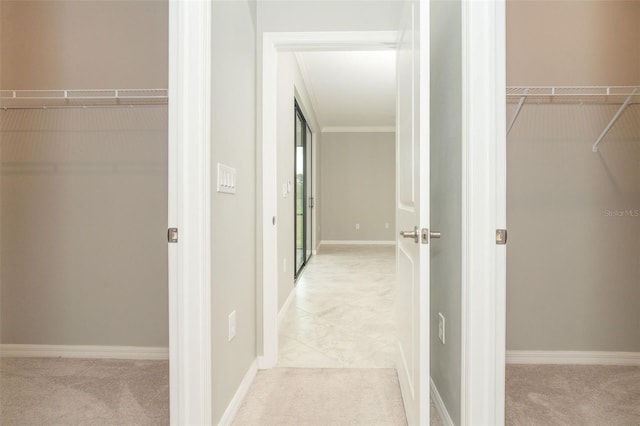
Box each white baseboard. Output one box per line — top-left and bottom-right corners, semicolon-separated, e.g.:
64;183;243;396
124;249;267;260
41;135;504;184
278;286;296;328
257;356;269;370
320;240;396;246
506;350;640;366
430;377;454;426
218;358;258;426
0;344;169;360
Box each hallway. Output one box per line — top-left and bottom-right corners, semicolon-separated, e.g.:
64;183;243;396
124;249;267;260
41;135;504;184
233;245;445;425
234;244;408;425
279;245;396;368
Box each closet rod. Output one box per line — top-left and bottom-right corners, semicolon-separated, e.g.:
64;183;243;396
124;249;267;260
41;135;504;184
507;86;640;100
507;86;640;151
0;88;168;109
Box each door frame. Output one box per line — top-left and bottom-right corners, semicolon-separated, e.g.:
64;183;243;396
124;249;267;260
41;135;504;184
168;0;212;424
460;0;506;424
260;31;399;369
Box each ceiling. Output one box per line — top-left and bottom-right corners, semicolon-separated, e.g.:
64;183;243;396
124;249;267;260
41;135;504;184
295;50;396;132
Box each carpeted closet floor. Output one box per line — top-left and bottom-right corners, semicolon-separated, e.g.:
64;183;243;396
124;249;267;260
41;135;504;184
506;364;640;426
0;357;168;425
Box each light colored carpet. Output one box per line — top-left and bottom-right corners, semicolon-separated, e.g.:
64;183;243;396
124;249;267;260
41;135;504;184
506;364;640;426
3;358;639;425
0;357;169;425
233;368;408;426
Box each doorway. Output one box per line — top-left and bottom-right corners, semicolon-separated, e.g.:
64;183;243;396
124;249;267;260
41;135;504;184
261;29;429;424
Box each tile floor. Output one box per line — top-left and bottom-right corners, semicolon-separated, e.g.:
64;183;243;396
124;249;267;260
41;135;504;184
278;244;397;368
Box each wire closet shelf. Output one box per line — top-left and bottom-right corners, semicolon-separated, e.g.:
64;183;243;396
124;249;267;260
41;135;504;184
506;86;640;152
0;89;168;109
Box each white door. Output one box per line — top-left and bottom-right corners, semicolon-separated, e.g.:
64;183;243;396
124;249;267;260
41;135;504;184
396;1;430;425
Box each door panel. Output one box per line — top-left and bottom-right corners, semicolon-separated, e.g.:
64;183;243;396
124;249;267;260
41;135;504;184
396;1;429;424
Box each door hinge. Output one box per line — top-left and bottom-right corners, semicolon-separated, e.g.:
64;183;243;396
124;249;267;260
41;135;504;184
309;197;314;208
496;229;507;245
168;227;179;243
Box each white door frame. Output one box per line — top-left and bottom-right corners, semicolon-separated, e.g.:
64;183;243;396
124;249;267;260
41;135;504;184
260;31;399;369
460;0;506;424
168;0;212;424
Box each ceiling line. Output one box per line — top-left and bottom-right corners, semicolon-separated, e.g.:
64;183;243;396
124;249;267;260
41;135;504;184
322;126;396;133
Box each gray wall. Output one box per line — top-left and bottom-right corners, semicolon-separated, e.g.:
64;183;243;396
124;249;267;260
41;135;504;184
319;132;395;242
507;0;640;352
429;0;463;423
0;1;168;346
507;105;640;352
210;1;257;422
275;52;320;310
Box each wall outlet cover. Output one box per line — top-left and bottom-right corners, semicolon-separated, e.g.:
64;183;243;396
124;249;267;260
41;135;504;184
438;312;445;344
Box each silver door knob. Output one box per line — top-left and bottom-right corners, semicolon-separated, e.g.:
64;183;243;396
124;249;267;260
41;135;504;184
430;231;441;239
400;226;419;243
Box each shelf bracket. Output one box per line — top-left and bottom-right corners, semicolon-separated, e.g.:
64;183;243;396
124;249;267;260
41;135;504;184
507;89;528;135
592;87;638;152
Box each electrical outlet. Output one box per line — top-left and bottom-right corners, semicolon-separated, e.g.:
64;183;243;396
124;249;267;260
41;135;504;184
385;222;390;229
228;311;236;342
438;313;446;344
355;223;360;230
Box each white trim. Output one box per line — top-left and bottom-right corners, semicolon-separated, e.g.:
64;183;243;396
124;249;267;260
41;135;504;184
278;287;297;328
294;53;324;130
0;344;169;360
217;359;258;426
320;240;396;246
506;351;640;366
261;31;400;370
321;126;395;133
169;0;212;424
460;1;506;425
430;378;454;426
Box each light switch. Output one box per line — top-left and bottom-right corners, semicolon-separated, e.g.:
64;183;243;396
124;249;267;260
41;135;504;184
217;163;236;194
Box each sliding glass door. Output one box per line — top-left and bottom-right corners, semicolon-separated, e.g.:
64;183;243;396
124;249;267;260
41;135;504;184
295;102;312;278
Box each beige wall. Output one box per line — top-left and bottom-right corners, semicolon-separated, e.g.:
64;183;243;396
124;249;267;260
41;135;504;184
507;0;640;353
0;1;168;346
1;0;168;89
319;132;396;242
276;52;320;310
507;0;640;86
210;1;257;422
